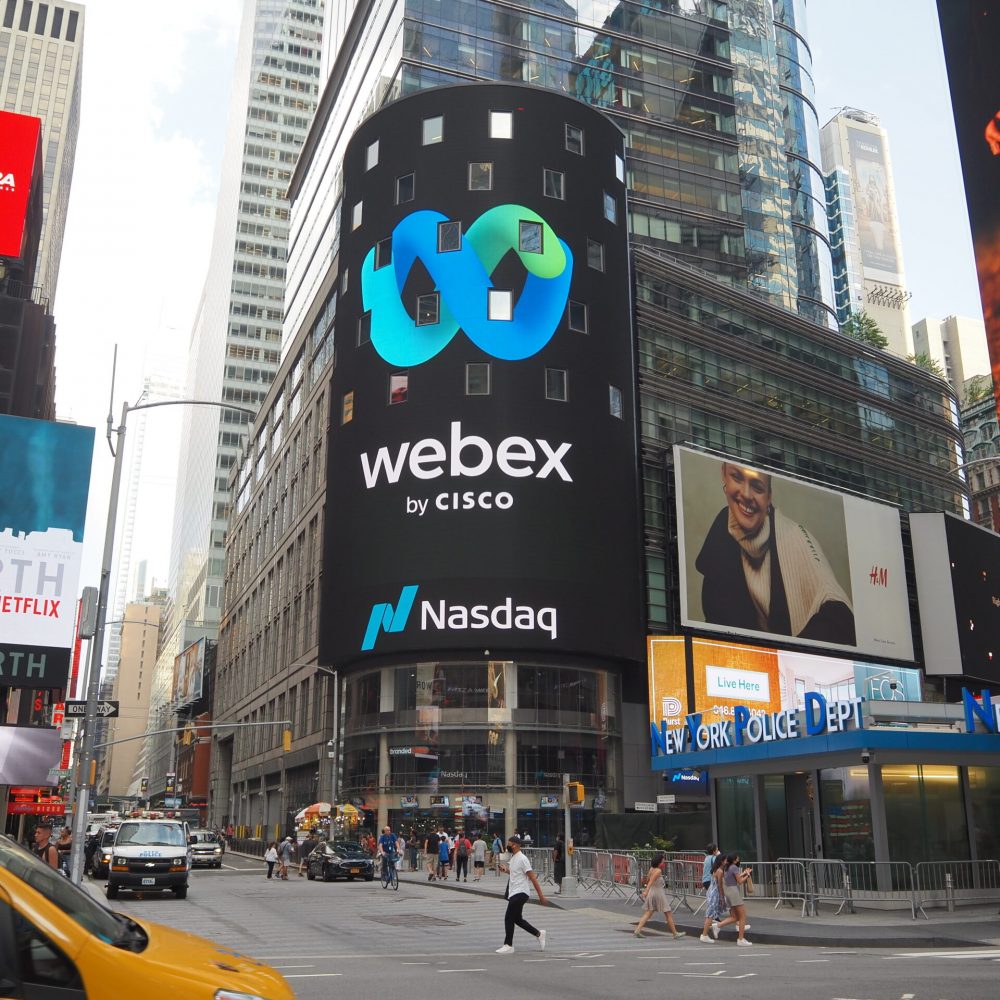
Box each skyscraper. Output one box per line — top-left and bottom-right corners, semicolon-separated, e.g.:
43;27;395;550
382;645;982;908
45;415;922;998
0;0;83;305
820;108;912;356
284;0;837;347
147;0;324;796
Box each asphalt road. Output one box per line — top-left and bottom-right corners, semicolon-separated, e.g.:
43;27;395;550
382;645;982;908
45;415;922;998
100;855;1000;1000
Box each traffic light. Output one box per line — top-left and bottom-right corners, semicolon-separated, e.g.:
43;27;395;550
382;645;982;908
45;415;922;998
567;781;585;805
282;729;292;752
182;728;193;746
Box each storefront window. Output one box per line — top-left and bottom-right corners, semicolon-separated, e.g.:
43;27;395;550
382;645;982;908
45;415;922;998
517;732;608;788
344;672;380;732
968;767;1000;859
763;775;790;861
819;766;873;862
882;765;969;864
716;776;755;859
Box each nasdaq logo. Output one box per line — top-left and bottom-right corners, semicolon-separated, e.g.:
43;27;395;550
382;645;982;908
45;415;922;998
361;206;573;366
361;585;419;651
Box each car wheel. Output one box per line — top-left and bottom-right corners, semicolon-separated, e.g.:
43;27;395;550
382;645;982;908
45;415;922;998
215;862;222;869
307;868;316;880
173;885;188;900
107;884;119;900
322;868;333;882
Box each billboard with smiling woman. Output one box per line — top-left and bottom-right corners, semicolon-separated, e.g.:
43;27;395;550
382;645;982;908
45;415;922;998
674;446;913;660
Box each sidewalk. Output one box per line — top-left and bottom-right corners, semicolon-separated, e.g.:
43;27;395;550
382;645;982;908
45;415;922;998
394;863;1000;949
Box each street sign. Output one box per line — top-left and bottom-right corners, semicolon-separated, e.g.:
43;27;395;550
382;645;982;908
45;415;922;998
657;794;676;805
65;700;119;718
634;801;657;812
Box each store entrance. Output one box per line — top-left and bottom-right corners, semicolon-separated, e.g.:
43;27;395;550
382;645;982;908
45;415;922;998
763;773;816;860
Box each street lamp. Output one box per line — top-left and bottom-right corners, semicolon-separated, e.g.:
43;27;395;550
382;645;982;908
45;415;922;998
67;375;256;885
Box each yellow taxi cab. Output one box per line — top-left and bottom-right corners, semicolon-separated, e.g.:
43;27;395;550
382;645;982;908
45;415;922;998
0;834;293;1000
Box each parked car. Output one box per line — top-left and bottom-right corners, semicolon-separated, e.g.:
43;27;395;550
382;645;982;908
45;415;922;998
90;825;120;879
306;841;375;882
188;829;225;868
0;834;294;999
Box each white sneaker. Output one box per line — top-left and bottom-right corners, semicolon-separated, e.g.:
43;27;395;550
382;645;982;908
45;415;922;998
538;929;547;951
737;938;753;947
496;944;515;954
699;934;715;943
710;921;720;940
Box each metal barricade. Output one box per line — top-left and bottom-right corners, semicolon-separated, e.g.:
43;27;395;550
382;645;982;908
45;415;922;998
661;858;701;913
742;860;810;917
828;860;921;919
523;847;554;886
573;848;600;891
915;860;1000;913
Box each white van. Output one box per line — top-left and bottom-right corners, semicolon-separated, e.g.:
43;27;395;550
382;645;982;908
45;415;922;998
106;819;192;900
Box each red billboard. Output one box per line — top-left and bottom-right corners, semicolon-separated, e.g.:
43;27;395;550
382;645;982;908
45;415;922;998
937;2;1000;423
0;111;41;259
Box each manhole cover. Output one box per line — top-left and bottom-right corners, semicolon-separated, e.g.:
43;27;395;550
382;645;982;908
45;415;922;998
365;914;462;927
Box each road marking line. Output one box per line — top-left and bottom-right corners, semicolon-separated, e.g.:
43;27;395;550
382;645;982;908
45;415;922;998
901;994;915;999
523;958;568;962
571;964;615;968
440;969;487;973
660;971;756;980
401;962;430;965
797;959;830;963
887;951;1000;960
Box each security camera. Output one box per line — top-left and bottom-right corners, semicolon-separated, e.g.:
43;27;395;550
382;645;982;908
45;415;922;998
327;740;335;749
860;749;871;765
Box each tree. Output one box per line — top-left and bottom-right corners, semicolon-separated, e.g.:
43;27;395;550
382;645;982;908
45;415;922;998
840;310;889;349
963;374;997;405
906;352;946;379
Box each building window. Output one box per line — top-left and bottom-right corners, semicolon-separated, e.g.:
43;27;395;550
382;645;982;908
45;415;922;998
568;300;588;333
545;368;568;402
519;220;543;254
396;172;415;204
422;115;444;145
488;289;513;321
341;268;349;293
469;162;493;191
342;391;354;424
603;191;617;223
375;237;392;270
365;139;379;171
352;201;363;230
544;169;565;200
565;124;584;155
466;362;491;395
609;385;623;418
615;154;625;183
438;221;462;253
417;293;440;326
389;372;409;405
587;239;605;271
490;110;513;139
357;312;371;346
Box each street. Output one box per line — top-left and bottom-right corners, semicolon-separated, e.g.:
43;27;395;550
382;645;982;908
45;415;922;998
97;855;1000;1000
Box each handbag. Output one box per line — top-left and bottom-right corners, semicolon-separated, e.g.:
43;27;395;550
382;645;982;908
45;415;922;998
744;874;755;895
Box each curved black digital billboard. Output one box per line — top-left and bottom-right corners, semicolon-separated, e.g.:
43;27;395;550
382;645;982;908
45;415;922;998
318;84;643;668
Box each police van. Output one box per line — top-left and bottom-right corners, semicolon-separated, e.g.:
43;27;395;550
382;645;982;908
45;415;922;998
106;819;192;900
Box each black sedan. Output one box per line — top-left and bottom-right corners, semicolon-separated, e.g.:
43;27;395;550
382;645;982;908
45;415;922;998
90;826;119;880
306;842;374;882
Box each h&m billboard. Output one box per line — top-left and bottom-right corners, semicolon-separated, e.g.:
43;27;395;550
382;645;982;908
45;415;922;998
911;512;1000;682
674;447;913;660
0;111;41;259
937;1;1000;424
318;85;642;667
648;634;923;734
0;415;94;689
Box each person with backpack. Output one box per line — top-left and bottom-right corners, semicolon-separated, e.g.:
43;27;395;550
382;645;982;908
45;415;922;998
264;841;278;879
454;832;473;882
491;833;503;872
437;830;451;879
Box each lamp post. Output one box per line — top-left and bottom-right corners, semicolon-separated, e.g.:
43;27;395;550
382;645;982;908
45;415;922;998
67;385;255;885
315;665;339;808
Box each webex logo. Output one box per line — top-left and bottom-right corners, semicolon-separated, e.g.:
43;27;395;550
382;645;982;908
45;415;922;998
361;206;573;367
361;584;558;651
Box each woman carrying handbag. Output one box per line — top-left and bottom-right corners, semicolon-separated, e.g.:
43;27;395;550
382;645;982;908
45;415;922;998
633;853;684;939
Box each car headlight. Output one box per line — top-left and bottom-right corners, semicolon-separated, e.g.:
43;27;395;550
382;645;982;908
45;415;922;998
103;853;112;861
214;847;222;854
173;858;184;865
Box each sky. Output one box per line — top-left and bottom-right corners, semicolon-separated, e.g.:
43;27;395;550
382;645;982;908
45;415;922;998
54;0;984;595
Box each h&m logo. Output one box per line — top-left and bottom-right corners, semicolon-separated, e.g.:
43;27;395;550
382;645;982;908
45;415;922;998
0;173;15;190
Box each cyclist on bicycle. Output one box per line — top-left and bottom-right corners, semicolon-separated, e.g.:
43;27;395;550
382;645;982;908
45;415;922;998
377;825;398;878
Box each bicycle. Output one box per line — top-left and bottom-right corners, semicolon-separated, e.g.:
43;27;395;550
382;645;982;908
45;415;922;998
380;853;399;890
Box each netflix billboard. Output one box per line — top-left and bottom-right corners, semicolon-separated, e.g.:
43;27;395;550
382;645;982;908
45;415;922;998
0;111;41;259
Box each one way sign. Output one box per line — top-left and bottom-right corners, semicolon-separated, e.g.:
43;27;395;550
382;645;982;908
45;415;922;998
65;700;119;718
